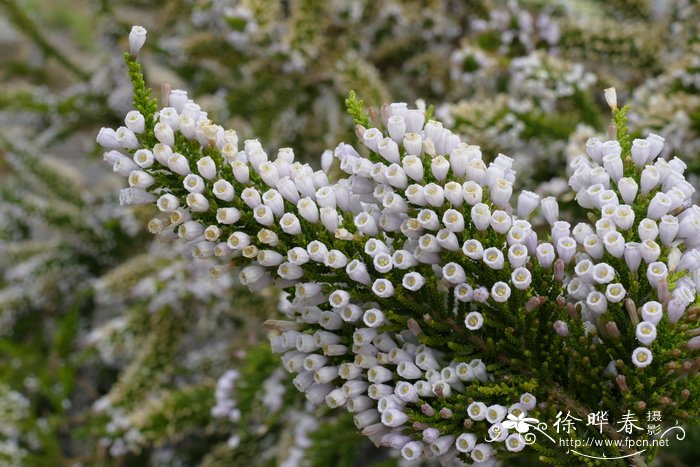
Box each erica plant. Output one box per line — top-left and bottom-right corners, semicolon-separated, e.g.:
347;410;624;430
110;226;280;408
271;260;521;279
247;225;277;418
98;29;700;466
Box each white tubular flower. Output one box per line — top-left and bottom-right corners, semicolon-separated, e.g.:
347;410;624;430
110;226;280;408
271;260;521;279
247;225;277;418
436;229;460;251
455;433;477;453
288;247;310;265
468;401;487;421
210;180;234;202
157;193;179;212
231;160;250;183
125;110;146;135
603;231;625;258
641;166;660;195
324;250;348;269
263;190;284;217
604;87;617;110
253;205;274;226
505;434;526;452
636;321;657;346
372;279;395;298
168;89;187;112
431;156;450;181
430;435;455;456
204;225;221;242
277;177;300;204
405;184;426;206
112;154;139;176
132;149;154;169
647;192;672;219
466;159;486;184
592;263;615;284
617;177;638;205
129;25;147;55
403;133;423;157
442;262;467;284
541;197;559;224
183;173;204;193
459;240;482;261
307;241;329;263
490;210;512;234
491;282;511;303
556;237;577;264
631;139;651;169
154;122;175;147
444;181;464;207
583;234;604;260
319;207;339;232
471;203;491;231
395;382;418;403
462;181;483;205
194;156;216;180
488;423;508;442
385;164;408;190
640;240;661;263
508;244;529;268
631;347;653;368
485;404;507;424
567;278;589;300
483;247;505;270
442;209;464;233
417;209;440;231
356;212;379;236
423;183;445;207
455;283;474;302
464;311;484;331
401;441;425;461
164;152;190;176
403;155;424;182
603;153;623;181
227;232;250;250
536;243;556;268
279;212;302;235
517;190;540;218
605;283;626;303
216;207;240;225
179;114;196;139
637;218;658;242
491;178;513;208
128;170;154;189
316;186;336;208
511;267;532;290
658;215;680;246
383;192;409;214
646;261;668;288
185;193;208;212
119;187;156;206
97;127;120;149
520;393;536;410
295;197;318;223
640;301;663;325
371;253;392;274
343;259;369;286
596;217;616;238
258;250;284;267
381;408;409;428
613;205;635;230
278;262;303;280
586;291;607;315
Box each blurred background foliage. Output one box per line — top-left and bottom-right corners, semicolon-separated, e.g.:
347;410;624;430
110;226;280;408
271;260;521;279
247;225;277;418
0;0;699;465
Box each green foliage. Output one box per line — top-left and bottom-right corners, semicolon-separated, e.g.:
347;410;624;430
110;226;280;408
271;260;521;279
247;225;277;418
345;90;371;128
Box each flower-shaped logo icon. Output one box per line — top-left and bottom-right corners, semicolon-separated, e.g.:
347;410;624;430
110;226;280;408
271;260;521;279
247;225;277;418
502;413;540;434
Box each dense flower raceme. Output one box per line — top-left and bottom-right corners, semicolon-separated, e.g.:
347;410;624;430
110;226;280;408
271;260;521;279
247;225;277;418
100;41;700;463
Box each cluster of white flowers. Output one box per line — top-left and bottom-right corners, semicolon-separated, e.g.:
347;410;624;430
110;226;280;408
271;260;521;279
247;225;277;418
0;384;31;467
101;29;700;462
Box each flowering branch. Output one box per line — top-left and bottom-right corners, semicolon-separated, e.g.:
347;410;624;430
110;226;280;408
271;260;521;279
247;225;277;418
97;30;700;464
